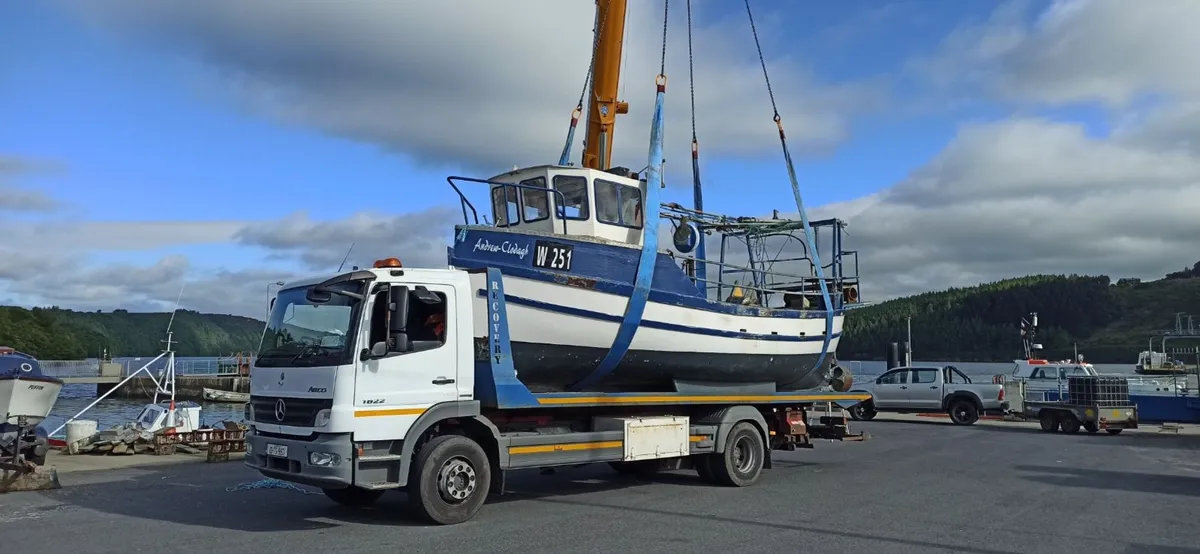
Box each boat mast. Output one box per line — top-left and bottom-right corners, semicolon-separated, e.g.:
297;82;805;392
582;0;629;171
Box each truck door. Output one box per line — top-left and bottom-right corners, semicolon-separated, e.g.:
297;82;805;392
872;369;910;407
354;282;461;442
908;368;942;410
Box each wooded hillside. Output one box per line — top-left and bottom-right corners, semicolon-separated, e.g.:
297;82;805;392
840;264;1200;363
0;306;264;359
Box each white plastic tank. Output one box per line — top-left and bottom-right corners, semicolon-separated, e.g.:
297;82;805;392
65;419;98;454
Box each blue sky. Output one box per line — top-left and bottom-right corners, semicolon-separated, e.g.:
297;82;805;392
1;0;1197;316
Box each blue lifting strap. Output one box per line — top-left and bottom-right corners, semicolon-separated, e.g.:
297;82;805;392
569;75;668;392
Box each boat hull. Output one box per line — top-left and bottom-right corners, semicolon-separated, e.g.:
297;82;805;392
0;376;64;425
202;387;250;403
454;228;846;393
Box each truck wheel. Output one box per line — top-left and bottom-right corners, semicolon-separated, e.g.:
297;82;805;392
323;486;385;507
848;401;877;421
711;422;765;487
407;434;492;525
1039;411;1059;432
1060;415;1081;434
948;399;979;425
1084;421;1099;434
1106;429;1123;435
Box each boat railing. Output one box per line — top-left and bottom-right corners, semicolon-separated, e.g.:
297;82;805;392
446;175;571;234
667;249;860;309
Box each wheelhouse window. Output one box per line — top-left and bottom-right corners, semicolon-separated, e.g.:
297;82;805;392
594;178;643;229
491;186;519;227
553;175;589;220
520;177;549;223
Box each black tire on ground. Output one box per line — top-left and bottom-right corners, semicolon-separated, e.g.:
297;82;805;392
710;422;766;487
1039;411;1059;432
948;399;980;426
1084;421;1100;434
1106;429;1123;435
1060;415;1082;434
848;401;877;421
407;434;492;525
322;486;385;507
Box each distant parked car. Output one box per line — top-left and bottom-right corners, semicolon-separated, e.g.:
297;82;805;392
847;365;1009;425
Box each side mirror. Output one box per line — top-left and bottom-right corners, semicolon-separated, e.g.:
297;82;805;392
306;286;332;303
388;285;410;352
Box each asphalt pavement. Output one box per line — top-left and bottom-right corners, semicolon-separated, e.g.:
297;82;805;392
5;419;1200;554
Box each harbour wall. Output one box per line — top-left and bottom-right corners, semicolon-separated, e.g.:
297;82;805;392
97;376;249;401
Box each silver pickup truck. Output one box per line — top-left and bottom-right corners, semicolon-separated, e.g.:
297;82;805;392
847;365;1009;425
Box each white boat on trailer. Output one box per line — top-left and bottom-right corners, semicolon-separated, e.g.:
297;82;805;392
441;0;861;395
0;346;63;467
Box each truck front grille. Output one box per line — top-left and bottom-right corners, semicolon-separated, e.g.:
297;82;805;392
249;395;333;427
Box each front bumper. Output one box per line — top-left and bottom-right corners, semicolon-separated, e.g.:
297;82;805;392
245;429;354;489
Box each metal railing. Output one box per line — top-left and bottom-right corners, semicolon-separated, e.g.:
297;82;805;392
38;358;249;379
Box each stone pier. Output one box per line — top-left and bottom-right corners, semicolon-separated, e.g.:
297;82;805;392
97;375;249;401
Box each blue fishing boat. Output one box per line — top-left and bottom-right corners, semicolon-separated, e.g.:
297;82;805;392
443;0;861;394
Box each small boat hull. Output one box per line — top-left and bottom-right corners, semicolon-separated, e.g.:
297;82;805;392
0;377;64;425
202;387;250;403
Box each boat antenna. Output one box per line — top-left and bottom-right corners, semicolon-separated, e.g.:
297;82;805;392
336;242;355;272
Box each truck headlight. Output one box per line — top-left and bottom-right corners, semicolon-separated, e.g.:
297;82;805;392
314;409;331;428
309;452;341;467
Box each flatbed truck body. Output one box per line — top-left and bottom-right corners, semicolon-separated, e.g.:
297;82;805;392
244;265;868;524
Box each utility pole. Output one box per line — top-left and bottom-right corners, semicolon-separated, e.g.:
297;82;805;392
906;316;913;366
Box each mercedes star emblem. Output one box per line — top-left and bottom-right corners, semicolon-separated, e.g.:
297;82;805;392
275;399;287;422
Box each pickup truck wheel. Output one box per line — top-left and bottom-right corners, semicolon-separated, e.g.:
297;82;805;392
323;486;385;507
711;422;765;487
1106;429;1123;435
1039;411;1059;432
948;399;979;425
1060;415;1081;434
407;434;492;525
1084;421;1099;433
848;401;876;421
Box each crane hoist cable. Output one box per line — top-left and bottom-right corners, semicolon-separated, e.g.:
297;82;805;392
558;3;609;166
743;0;836;372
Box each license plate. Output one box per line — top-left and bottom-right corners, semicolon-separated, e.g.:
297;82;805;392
265;444;288;457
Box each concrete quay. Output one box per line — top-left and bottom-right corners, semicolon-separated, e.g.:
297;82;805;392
3;417;1200;553
96;375;249;401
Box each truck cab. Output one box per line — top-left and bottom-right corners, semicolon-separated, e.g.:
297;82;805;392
246;260;474;487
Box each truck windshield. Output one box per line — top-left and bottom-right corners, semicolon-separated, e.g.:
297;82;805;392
255;282;363;368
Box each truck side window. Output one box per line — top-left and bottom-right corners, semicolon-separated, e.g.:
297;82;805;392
913;369;938;384
877;370;903;385
406;290;449;353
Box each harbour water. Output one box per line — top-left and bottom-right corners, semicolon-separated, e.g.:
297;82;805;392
42;358;1163;434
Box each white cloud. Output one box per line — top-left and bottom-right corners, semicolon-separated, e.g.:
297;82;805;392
60;0;881;178
0;155;60;212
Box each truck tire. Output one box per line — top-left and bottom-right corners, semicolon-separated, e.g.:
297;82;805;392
710;422;765;487
407;434;492;525
1039;411;1059;432
1106;429;1123;435
848;401;877;421
948;399;979;425
1084;421;1099;434
323;486;385;507
1059;415;1081;434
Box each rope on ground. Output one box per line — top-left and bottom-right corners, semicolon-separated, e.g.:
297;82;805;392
225;478;321;494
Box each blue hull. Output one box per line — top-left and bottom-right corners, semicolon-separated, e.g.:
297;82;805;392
1040;390;1200;423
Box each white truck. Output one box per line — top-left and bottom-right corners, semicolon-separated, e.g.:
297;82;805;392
243;262;870;524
